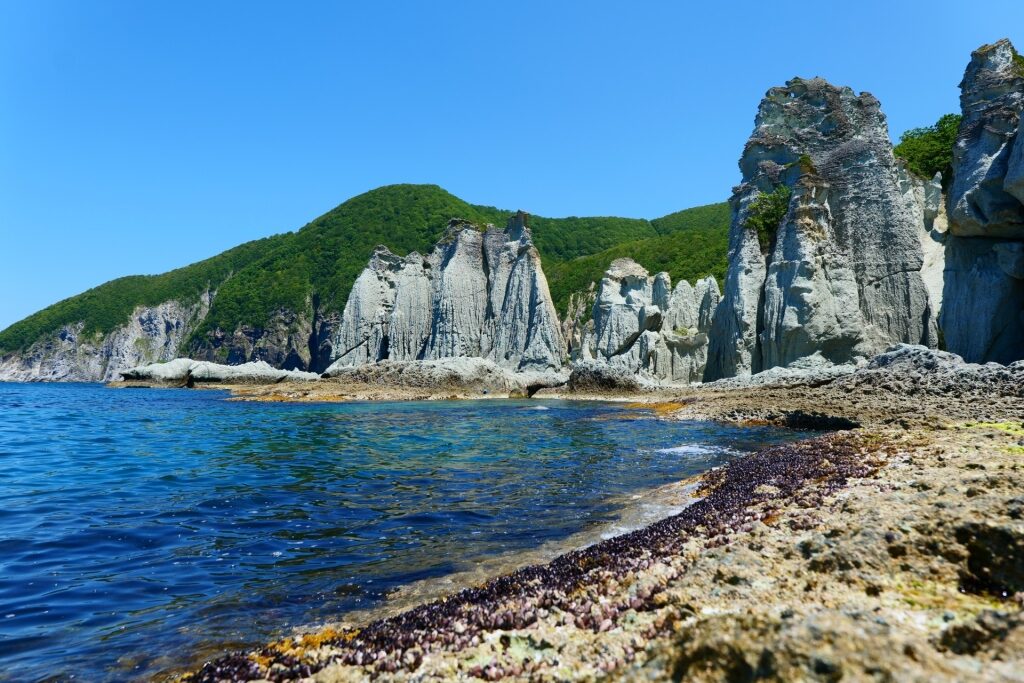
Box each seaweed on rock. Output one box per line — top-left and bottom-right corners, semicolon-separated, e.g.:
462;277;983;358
185;433;888;682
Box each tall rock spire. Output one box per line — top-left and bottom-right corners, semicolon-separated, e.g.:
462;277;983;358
704;77;936;380
941;39;1024;364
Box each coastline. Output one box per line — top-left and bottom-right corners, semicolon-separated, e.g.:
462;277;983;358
175;368;1024;682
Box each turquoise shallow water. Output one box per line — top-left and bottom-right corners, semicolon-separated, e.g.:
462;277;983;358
0;383;805;681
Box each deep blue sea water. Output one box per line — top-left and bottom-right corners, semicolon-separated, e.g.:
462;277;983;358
0;383;805;681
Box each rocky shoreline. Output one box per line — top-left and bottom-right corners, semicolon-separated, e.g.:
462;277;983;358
172;347;1024;683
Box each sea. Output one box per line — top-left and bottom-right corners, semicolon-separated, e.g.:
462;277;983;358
0;383;806;681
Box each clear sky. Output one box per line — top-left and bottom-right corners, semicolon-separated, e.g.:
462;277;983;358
1;1;1022;331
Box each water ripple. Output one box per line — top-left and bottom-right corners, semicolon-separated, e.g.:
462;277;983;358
0;383;804;681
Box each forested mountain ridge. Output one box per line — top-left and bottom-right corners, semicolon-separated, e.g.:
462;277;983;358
0;184;729;379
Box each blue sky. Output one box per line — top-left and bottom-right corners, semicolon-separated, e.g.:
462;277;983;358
1;1;1022;331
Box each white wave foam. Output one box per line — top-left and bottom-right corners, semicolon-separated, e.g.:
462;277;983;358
655;444;717;456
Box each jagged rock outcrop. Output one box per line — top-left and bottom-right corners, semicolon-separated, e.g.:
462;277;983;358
704;77;936;381
899;166;948;319
560;285;596;359
120;358;320;384
948;40;1024;239
325;213;565;374
0;296;213;382
942;39;1024;365
576;258;720;383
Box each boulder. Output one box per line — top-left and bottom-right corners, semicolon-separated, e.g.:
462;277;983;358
566;360;643;393
705;77;936;381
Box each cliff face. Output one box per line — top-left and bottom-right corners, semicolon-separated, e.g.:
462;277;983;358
192;307;321;371
324;212;565;374
0;293;327;382
705;78;936;381
942;39;1024;364
575;258;719;383
0;296;212;382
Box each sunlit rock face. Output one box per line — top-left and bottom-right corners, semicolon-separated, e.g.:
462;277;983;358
704;77;935;381
942;39;1024;365
948;39;1024;239
326;212;565;374
577;258;719;384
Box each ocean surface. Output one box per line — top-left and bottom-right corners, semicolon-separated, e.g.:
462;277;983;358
0;383;806;681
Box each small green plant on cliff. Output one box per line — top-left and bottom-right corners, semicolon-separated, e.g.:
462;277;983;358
893;113;962;186
745;185;792;252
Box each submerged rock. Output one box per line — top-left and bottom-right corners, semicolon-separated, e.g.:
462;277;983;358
325;212;565;374
120;358;320;384
705;77;936;381
578;258;720;384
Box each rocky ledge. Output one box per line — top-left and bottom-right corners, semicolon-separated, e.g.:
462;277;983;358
178;348;1024;682
117;358;321;386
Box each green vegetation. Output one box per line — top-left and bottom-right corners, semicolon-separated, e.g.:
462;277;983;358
195;185;510;339
545;202;731;316
745;185;792;253
0;185;722;354
893;113;962;185
527;216;656;264
0;239;274;353
1013;46;1024;77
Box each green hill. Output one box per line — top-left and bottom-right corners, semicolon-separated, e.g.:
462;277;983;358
545;202;732;315
0;184;730;357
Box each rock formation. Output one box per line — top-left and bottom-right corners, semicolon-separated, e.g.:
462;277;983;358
324;212;565;374
120;358;320;384
575;258;720;383
560;285;596;360
898;165;948;322
941;39;1024;364
704;77;936;381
